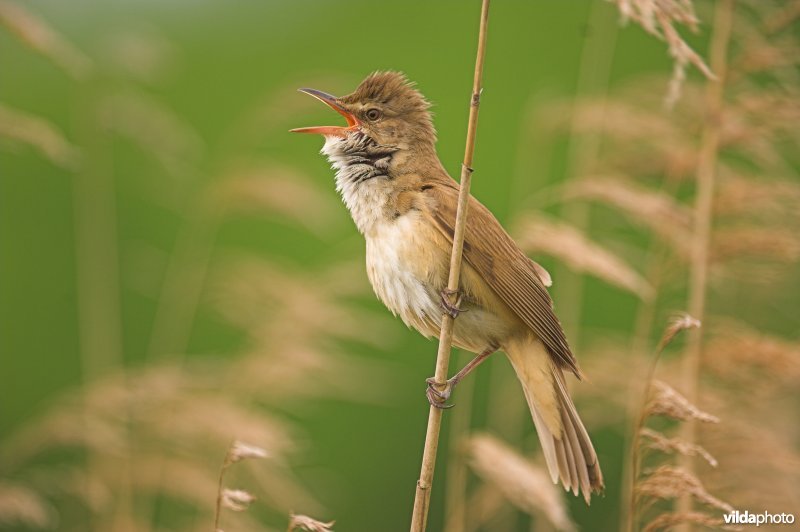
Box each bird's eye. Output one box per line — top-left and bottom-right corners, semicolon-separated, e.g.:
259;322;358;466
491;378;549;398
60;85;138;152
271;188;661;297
365;108;382;121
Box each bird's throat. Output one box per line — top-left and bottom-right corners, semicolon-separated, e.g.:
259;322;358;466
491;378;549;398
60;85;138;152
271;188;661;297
322;133;401;234
322;133;398;185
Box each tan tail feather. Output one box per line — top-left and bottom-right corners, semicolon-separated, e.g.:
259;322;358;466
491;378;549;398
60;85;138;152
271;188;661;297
554;369;604;493
506;339;604;504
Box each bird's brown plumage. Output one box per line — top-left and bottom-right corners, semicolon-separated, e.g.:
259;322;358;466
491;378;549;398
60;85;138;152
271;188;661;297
421;176;582;377
293;71;603;502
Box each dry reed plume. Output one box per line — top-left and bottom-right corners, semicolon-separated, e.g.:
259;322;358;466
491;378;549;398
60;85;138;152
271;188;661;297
609;0;715;106
636;466;732;514
514;213;653;300
214;440;333;532
0;102;80;170
287;513;336;532
561;177;693;258
639;429;717;468
215;440;268;531
625;315;734;532
465;433;576;531
0;0;91;79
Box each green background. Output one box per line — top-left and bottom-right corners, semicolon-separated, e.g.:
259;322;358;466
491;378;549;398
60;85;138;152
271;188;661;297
1;1;742;531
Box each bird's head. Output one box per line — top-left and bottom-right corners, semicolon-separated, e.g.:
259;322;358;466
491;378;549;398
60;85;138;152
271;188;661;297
291;71;436;152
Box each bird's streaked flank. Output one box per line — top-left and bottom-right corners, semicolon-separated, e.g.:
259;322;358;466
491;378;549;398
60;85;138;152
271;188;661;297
292;71;604;502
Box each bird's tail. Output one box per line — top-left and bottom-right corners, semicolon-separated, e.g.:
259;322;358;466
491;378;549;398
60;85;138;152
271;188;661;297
505;337;604;504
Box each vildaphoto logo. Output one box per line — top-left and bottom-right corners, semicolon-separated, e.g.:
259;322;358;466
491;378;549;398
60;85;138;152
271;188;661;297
724;510;796;527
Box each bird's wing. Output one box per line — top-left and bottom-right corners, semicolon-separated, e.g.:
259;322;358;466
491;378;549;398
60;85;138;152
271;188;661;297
424;180;580;377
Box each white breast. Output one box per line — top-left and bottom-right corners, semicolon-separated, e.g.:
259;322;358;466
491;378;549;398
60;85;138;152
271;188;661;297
365;214;442;337
366;215;514;351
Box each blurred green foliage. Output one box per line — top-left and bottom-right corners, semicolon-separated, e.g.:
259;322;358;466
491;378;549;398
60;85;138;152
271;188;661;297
3;1;765;531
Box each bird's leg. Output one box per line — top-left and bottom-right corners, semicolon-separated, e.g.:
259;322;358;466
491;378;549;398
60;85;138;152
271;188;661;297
426;345;498;408
440;288;468;319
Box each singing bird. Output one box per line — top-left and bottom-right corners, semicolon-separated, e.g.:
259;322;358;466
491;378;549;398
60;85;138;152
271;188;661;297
292;71;603;502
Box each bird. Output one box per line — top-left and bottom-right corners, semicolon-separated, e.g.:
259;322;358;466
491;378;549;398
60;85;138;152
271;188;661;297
291;71;603;502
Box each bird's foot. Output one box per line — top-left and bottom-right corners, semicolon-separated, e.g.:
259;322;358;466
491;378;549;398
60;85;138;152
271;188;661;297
440;289;467;319
425;377;456;409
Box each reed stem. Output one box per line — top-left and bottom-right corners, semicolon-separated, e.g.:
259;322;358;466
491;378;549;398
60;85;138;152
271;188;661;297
410;1;490;530
677;0;734;526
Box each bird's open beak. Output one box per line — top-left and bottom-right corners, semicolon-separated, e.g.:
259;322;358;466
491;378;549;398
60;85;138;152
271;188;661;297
290;88;359;137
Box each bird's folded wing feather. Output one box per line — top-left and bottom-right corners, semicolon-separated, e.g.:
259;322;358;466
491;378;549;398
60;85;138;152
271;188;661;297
424;180;580;377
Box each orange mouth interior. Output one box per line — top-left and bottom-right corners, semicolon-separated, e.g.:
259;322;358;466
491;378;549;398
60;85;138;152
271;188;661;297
290;88;359;137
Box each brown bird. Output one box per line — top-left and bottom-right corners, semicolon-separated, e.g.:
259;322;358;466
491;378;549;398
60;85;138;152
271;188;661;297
292;71;603;502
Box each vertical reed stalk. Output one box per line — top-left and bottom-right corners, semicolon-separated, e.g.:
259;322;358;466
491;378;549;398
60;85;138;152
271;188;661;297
626;333;670;532
677;0;734;526
145;194;224;361
72;78;130;531
619;171;683;531
139;198;225;528
553;0;618;343
410;1;490;530
621;260;663;532
442;351;476;532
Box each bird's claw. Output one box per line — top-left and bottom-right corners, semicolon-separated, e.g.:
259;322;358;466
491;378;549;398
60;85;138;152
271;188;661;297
440;289;467;319
426;377;455;409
